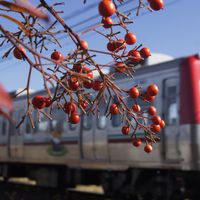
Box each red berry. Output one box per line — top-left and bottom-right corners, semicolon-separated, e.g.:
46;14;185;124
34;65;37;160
110;104;119;115
121;125;130;135
80;40;88;50
69;113;80;124
82;67;93;89
115;62;127;73
102;17;113;28
129;87;140;99
13;46;26;60
128;50;142;63
151;124;161;132
68;77;79;91
132;138;142;147
160;119;165;128
124;32;137;45
79;99;89;109
144;144;153;153
98;0;116;17
143;92;155;102
149;0;164;11
152;115;162;125
93;80;104;91
132;104;141;113
148;106;157;115
51;51;64;61
32;96;46;109
115;38;126;51
64;102;76;114
44;96;52;107
147;84;159;96
140;47;151;58
107;41;116;52
82;67;93;78
83;81;93;89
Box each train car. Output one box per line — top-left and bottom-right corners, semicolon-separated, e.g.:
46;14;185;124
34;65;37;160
0;53;200;199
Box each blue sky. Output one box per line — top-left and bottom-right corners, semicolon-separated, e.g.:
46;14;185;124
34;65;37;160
0;0;200;92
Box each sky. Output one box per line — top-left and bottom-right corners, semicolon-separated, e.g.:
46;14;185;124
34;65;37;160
0;0;200;92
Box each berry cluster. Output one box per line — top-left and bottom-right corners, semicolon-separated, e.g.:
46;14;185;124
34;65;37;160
114;83;165;153
32;96;51;109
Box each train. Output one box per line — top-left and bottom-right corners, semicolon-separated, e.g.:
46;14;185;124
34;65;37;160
0;53;200;199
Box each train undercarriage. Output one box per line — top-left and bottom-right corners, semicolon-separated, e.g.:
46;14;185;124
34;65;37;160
0;162;200;200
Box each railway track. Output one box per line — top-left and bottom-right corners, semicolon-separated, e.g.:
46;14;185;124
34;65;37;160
0;181;109;200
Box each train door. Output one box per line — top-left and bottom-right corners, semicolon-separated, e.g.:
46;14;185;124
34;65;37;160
9;110;24;159
93;102;109;160
0;116;9;160
162;77;181;161
80;113;95;159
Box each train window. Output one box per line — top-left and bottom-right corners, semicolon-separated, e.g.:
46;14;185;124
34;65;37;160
112;114;121;127
9;112;18;135
36;112;49;132
83;114;92;130
97;115;106;129
25;117;32;134
0;117;8;136
166;86;178;125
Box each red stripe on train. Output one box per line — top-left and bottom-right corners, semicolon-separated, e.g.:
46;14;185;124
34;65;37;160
180;55;200;124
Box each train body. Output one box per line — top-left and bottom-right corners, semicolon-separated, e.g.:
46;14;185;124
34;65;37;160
0;54;200;199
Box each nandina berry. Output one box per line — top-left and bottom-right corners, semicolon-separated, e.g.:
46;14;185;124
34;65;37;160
128;50;142;63
68;77;79;91
160;119;165;128
132;104;141;113
13;46;26;60
152;115;162;125
121;125;130;135
143;92;155;102
107;41;116;52
51;51;64;61
79;99;89;109
140;47;151;58
83;81;93;89
69;113;80;124
151;124;161;132
132;138;142;147
148;106;157;115
32;96;46;109
82;67;93;78
115;62;127;73
147;84;159;96
93;80;104;91
102;17;113;28
110;104;119;115
44;96;52;107
80;40;88;50
98;0;116;17
124;32;137;45
115;38;126;51
129;87;140;99
149;0;164;11
64;102;76;114
83;67;93;89
144;144;153;153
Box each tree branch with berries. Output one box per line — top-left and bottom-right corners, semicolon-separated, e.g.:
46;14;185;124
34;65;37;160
0;0;165;153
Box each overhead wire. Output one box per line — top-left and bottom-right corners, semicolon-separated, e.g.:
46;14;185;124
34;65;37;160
0;0;183;72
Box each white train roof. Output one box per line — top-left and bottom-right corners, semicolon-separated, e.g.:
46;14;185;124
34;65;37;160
144;53;174;66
